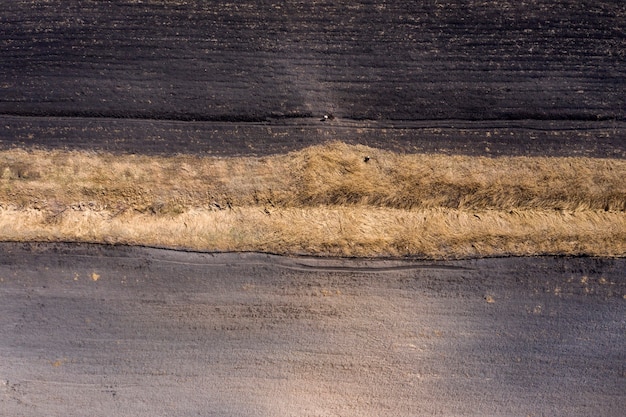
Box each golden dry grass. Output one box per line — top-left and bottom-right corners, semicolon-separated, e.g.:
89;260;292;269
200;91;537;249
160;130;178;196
1;141;625;258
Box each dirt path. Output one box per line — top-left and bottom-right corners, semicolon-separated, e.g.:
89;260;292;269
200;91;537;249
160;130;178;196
1;243;624;416
2;115;625;157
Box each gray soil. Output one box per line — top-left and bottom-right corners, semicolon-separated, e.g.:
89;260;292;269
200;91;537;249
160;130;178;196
0;243;624;416
1;0;625;157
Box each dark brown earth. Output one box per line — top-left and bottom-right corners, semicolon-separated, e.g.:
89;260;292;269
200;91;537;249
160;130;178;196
1;243;625;416
1;0;625;156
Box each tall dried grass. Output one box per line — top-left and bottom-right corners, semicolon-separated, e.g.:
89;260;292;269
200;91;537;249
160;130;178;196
1;142;624;258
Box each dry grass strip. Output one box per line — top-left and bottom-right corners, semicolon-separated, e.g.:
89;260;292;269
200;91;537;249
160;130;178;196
1;141;625;258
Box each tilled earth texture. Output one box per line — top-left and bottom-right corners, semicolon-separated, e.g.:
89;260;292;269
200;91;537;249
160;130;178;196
0;243;625;417
0;0;624;157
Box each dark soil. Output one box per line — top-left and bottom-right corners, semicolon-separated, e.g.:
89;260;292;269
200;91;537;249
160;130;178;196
1;0;624;156
2;115;625;157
